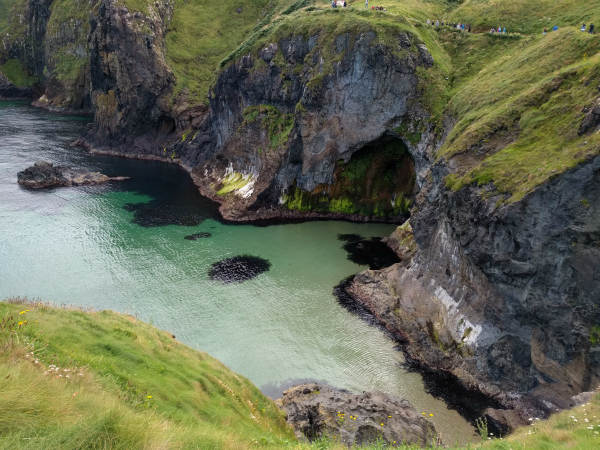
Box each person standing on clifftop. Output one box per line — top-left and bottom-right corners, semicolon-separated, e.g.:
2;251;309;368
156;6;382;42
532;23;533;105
589;23;595;34
366;0;369;9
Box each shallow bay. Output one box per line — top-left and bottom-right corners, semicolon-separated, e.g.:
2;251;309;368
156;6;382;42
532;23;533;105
0;101;476;442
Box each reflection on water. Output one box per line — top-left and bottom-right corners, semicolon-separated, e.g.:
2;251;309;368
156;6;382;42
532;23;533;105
0;101;477;443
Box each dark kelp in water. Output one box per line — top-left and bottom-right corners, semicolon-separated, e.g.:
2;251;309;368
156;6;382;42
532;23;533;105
337;234;400;270
209;255;272;283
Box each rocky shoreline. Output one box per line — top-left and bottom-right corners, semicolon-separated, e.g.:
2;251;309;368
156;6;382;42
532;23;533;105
77;140;409;224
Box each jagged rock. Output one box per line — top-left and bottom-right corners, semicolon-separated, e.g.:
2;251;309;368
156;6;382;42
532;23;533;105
579;98;600;135
278;383;438;447
381;221;417;260
570;391;594;407
345;155;600;431
17;161;126;188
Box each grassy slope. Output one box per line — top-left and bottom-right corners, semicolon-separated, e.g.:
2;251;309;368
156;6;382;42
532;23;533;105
438;1;600;201
0;300;295;449
2;299;600;450
0;0;18;32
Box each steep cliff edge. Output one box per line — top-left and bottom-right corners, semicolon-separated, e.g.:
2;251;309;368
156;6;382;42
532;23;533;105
0;0;91;110
83;7;443;222
345;152;600;431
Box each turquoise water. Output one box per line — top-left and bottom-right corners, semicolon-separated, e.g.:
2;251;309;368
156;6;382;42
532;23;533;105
0;101;476;442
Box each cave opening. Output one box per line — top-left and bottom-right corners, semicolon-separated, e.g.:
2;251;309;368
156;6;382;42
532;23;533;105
284;133;416;220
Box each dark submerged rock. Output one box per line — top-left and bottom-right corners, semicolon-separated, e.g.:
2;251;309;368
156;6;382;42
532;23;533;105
123;203;205;228
208;255;271;283
17;161;126;188
337;234;401;270
184;232;212;240
277;383;438;447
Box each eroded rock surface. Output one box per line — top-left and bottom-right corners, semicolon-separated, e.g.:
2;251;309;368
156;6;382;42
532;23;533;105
344;155;600;431
17;161;123;188
278;383;438;447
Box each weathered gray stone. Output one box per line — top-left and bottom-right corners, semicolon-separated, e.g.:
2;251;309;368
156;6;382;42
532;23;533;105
17;161;126;188
278;383;438;447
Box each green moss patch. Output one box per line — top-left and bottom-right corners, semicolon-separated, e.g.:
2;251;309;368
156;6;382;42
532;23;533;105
242;104;294;150
0;59;37;86
216;172;253;195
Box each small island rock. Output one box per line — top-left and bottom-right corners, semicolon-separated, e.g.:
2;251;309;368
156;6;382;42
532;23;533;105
277;383;439;447
17;161;126;188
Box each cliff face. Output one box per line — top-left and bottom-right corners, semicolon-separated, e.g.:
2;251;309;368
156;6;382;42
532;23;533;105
0;0;91;110
86;0;176;145
85;24;436;222
346;153;600;429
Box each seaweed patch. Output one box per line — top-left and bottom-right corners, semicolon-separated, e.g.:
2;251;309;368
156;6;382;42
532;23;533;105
208;255;272;283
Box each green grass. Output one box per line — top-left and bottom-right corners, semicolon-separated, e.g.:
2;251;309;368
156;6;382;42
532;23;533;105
0;299;295;449
448;0;600;35
439;26;600;201
2;298;600;450
0;59;37;86
0;0;19;32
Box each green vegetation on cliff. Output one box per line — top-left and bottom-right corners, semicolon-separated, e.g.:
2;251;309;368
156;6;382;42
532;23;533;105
283;139;415;217
0;59;37;86
440;4;600;202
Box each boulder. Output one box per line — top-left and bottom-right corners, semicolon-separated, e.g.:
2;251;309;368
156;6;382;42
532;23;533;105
17;161;126;188
278;383;438;447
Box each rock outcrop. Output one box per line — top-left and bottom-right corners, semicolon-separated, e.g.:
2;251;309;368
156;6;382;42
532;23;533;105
0;0;91;111
0;71;32;100
344;154;600;431
278;383;438;447
83;18;438;223
17;161;126;188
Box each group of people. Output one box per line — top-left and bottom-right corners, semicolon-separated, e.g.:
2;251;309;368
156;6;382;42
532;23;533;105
489;27;507;34
330;1;347;7
371;6;386;11
426;19;472;33
542;23;595;35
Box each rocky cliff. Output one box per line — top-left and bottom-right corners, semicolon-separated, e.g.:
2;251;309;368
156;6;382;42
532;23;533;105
345;153;600;430
83;10;437;222
0;0;92;110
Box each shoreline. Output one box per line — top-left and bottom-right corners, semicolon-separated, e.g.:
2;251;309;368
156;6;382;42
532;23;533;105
76;139;409;226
